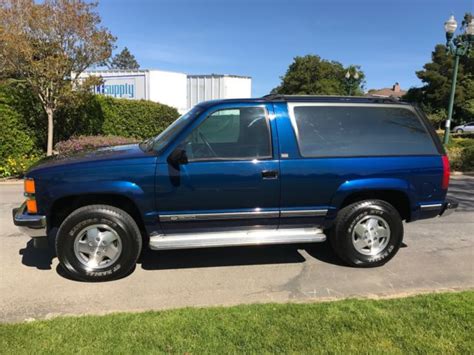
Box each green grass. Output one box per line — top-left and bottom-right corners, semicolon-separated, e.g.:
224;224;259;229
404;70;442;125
1;291;473;354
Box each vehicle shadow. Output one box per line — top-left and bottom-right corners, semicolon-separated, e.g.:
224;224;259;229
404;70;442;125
19;240;55;270
139;241;346;270
448;177;474;212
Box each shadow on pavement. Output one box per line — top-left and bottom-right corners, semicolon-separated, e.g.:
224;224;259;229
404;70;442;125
139;242;345;270
448;177;474;212
19;240;54;270
19;239;409;275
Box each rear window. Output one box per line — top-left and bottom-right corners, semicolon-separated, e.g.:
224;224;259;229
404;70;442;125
291;105;438;157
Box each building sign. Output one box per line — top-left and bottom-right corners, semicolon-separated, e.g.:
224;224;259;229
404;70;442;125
96;82;135;98
93;75;146;100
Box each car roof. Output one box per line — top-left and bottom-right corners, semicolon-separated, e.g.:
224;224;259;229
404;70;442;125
197;94;411;108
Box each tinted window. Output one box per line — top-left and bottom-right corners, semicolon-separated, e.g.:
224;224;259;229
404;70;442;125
183;107;272;161
292;105;438;157
152;105;204;152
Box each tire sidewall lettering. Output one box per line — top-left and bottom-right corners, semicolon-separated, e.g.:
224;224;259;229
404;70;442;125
344;205;400;265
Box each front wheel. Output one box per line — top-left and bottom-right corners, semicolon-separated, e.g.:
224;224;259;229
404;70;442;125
56;205;142;281
330;199;403;267
456;129;464;133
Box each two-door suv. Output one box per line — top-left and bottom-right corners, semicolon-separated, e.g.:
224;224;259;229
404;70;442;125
13;95;458;281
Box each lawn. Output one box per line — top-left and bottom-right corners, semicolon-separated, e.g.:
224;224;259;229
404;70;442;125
1;291;472;354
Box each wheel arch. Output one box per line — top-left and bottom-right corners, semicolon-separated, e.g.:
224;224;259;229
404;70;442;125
330;178;414;221
49;193;147;242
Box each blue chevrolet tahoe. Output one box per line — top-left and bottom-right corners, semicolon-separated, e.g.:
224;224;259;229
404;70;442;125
13;95;458;281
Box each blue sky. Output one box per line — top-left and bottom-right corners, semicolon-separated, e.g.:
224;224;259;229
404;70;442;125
98;0;473;97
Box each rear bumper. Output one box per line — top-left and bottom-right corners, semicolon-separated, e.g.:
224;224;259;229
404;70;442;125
12;202;47;238
439;198;459;217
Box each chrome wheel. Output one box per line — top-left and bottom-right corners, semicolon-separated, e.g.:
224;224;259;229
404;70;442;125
352;215;390;256
73;224;122;270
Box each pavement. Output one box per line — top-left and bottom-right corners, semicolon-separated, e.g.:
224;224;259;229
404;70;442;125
1;176;473;323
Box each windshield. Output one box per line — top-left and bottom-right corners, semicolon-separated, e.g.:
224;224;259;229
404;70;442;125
141;106;204;153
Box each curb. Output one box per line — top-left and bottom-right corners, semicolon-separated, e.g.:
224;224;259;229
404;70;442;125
451;171;474;177
0;179;23;185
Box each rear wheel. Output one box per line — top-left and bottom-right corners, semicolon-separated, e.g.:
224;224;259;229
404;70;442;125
456;129;464;133
330;199;403;267
56;204;142;281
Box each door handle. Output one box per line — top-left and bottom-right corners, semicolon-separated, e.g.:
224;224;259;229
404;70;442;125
261;170;278;179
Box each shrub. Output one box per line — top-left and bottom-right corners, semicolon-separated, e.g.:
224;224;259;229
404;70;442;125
54;135;139;155
98;96;179;139
0;80;46;150
0;154;44;178
446;137;474;171
1;81;180;152
0;96;36;171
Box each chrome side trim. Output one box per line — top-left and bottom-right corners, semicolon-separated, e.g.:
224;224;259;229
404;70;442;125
280;209;328;217
159;210;279;222
149;227;326;250
420;203;443;211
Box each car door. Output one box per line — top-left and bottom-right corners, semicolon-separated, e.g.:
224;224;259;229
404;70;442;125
466;122;474;132
155;103;280;234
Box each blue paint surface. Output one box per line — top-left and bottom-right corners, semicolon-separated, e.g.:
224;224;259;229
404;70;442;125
26;99;447;235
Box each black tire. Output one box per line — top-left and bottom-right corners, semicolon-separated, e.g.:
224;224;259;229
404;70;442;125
330;199;403;267
456;129;464;133
56;204;142;282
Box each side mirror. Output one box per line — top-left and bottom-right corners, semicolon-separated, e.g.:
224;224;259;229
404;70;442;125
167;148;188;168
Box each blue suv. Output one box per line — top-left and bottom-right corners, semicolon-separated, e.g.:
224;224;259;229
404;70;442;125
13;95;458;281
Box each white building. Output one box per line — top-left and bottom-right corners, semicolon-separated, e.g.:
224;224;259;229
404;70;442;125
187;74;252;109
78;69;252;113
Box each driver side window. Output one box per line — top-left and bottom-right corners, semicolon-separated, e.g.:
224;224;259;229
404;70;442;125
183;107;272;161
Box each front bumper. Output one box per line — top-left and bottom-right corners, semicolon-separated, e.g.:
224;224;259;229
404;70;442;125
12;202;47;238
439;198;459;217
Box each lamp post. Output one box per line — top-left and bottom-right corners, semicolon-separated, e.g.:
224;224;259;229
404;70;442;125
442;15;474;145
345;69;359;96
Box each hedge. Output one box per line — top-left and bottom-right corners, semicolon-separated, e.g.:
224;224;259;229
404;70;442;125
0;81;180;148
97;96;179;139
0;91;39;177
445;138;474;171
0;81;180;177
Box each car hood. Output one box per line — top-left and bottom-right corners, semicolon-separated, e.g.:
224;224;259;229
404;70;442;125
28;144;154;174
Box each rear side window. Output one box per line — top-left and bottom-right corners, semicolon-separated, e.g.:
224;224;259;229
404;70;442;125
291;105;438;157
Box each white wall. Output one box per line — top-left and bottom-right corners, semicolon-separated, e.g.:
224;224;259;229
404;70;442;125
223;77;252;99
149;70;187;113
78;70;251;113
187;75;252;108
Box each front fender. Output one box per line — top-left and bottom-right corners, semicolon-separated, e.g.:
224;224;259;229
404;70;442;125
38;180;151;218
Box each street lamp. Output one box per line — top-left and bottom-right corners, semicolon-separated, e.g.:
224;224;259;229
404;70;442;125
442;15;474;144
345;69;359;96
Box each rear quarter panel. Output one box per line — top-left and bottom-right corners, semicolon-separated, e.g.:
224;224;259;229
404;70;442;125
273;102;446;225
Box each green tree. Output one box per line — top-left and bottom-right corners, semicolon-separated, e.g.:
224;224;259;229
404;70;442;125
109;47;140;70
271;55;365;95
404;13;474;125
0;0;115;155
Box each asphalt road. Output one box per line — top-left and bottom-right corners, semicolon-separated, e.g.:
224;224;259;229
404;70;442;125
1;177;473;323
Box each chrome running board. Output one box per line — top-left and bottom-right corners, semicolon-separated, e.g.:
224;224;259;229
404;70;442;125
149;228;326;250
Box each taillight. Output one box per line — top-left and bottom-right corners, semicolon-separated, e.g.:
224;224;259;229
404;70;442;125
442;155;450;190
